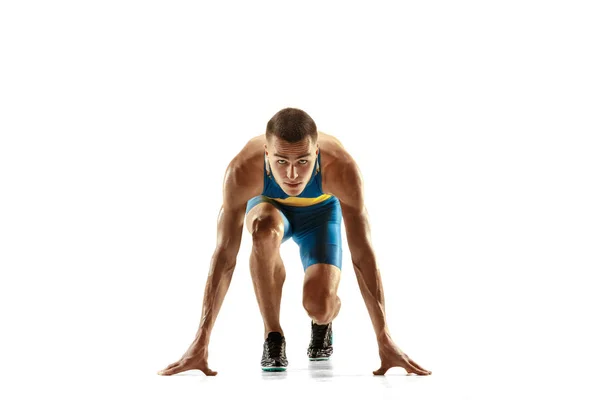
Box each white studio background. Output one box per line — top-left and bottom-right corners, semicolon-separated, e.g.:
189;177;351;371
1;1;599;399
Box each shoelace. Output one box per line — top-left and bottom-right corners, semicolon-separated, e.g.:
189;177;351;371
267;338;284;358
311;323;329;348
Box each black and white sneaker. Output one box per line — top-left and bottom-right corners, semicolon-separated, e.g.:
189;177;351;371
261;332;288;371
307;321;333;361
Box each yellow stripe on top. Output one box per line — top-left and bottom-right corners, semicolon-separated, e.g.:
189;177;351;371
268;194;332;207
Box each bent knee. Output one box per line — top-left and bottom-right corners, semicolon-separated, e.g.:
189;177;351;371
251;212;284;243
303;291;338;323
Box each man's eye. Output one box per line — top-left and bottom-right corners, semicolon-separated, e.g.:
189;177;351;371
298;160;308;165
277;160;287;164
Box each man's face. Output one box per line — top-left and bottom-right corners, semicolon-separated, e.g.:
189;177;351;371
265;136;319;196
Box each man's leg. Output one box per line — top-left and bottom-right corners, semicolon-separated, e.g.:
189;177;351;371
303;263;341;360
245;202;288;340
291;197;343;359
295;198;343;324
302;263;342;325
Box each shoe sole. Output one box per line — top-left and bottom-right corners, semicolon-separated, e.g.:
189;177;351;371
262;367;287;371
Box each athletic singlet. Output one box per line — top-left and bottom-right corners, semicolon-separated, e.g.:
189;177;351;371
262;151;332;207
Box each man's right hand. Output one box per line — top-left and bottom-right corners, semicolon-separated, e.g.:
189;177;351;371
157;345;217;376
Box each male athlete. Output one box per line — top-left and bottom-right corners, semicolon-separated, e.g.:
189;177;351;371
158;108;431;376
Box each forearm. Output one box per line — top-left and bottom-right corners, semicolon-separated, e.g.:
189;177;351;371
193;249;237;347
352;252;392;344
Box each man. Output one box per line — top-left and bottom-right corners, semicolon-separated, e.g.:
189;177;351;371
157;108;431;376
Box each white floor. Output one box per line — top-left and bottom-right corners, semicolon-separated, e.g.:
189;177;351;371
11;357;592;400
146;360;596;400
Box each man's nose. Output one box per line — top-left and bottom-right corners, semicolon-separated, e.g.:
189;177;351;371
287;165;298;180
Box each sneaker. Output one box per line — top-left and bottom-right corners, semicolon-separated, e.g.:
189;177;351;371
307;321;333;360
261;332;288;371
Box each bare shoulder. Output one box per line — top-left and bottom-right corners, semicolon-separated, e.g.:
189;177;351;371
319;132;363;208
317;130;349;168
222;135;265;207
318;130;346;149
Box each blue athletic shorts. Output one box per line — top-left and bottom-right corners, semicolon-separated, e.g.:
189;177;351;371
245;195;343;271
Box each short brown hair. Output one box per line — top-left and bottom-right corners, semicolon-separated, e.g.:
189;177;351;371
266;108;317;143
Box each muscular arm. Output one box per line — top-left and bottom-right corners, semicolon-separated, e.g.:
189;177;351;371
328;154;431;375
330;160;391;343
158;157;259;376
194;161;257;347
194;202;245;347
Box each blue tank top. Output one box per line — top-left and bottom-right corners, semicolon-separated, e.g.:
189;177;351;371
262;151;332;207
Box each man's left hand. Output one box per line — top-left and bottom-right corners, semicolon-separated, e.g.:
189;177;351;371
374;339;432;376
